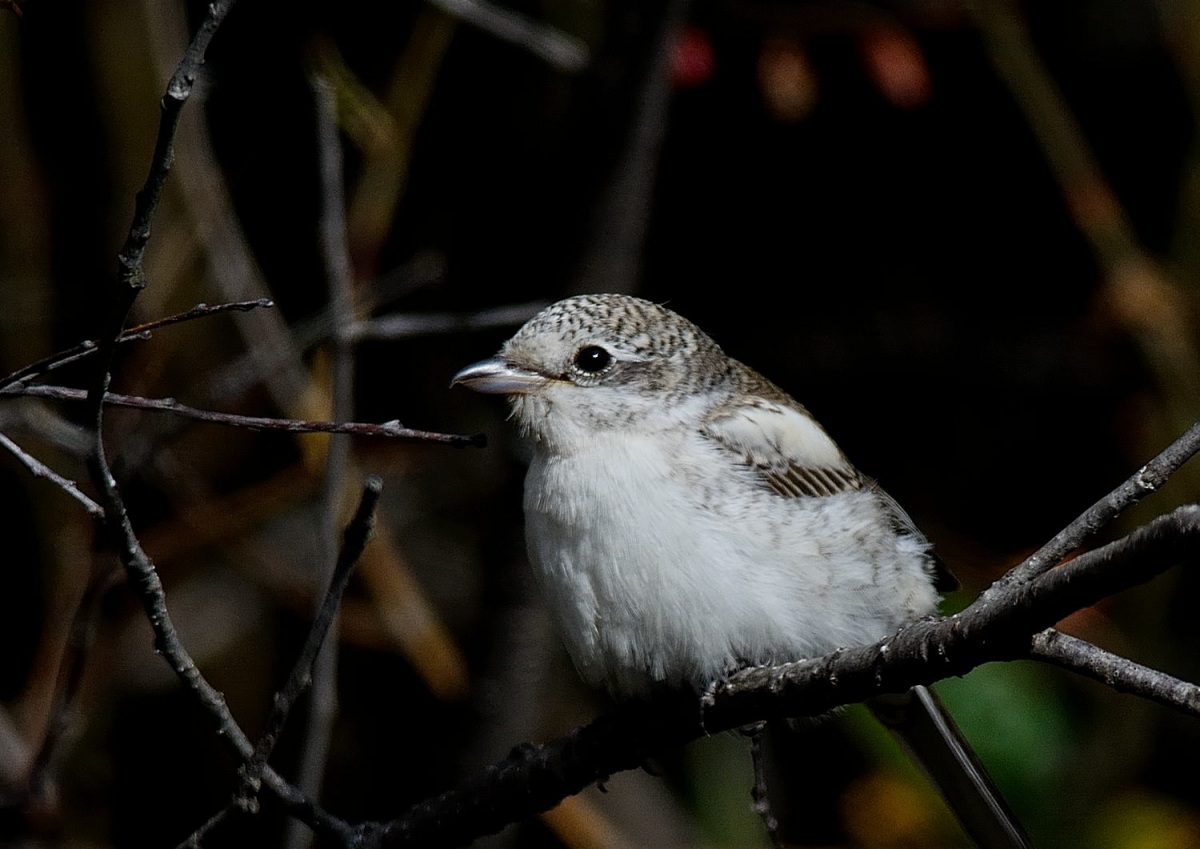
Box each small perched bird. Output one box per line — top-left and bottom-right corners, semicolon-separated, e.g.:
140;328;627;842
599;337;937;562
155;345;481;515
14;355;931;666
453;293;1030;849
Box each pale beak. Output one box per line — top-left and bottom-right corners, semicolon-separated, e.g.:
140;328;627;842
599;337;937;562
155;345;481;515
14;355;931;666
451;357;549;395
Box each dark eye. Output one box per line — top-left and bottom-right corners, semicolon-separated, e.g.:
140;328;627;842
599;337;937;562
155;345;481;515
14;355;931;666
573;345;612;374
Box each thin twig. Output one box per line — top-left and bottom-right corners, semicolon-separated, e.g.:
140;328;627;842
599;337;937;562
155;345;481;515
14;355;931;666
174;807;232;849
0;433;104;517
7;384;485;447
424;0;589;71
25;567;123;797
238;477;382;809
116;0;237;295
87;410;359;844
349;300;548;340
746;723;783;849
571;0;688;295
0;299;274;391
81;1;356;842
980;421;1200;598
1030;629;1200;716
283;74;357;849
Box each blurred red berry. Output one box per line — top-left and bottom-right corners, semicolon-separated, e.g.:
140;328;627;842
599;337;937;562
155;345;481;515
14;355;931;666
672;26;716;89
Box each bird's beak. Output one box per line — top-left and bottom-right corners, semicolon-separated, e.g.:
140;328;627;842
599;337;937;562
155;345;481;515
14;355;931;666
451;357;548;395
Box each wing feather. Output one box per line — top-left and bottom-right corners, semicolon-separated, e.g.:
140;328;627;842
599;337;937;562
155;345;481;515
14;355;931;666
702;398;862;498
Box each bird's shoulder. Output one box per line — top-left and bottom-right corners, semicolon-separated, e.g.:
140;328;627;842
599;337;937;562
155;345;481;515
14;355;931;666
697;383;957;589
698;379;863;498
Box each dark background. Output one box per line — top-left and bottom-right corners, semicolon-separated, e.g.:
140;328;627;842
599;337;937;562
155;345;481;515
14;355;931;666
2;0;1199;847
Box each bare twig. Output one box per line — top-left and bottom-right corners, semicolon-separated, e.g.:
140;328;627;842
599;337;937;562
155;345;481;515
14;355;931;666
239;477;382;810
283;74;357;849
80;2;355;842
981;421;1200;597
25;567;122;797
572;0;688;295
142;0;312;415
0;300;274;391
87;412;359;843
0;433;103;516
1030;629;1200;716
349;300;548;341
116;0;235;297
746;723;783;849
179;466;384;849
174;807;232;849
6;384;484;446
424;0;589;71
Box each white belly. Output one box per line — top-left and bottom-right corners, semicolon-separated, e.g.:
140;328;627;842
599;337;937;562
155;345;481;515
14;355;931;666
522;431;939;695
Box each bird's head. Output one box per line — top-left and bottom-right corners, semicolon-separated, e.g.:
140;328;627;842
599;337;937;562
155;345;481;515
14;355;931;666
452;294;734;445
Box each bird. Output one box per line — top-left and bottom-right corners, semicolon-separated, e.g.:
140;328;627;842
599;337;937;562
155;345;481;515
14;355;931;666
452;293;1031;849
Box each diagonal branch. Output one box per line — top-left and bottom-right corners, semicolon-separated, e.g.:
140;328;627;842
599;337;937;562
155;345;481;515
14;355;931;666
178;478;383;848
981;420;1200;596
86;403;359;843
0;299;274;391
423;0;588;71
0;432;103;517
242;477;382;804
1030;629;1200;715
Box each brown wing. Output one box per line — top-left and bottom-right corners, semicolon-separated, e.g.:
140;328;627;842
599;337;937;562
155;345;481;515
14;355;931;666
701;397;863;497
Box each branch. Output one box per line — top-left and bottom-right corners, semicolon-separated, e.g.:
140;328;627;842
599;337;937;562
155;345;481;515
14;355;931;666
423;0;589;71
349;300;547;341
281;73;357;849
79;1;355;842
1030;629;1200;716
242;477;381;804
6;384;484;447
171;478;382;849
24;567;122;799
0;299;274;391
116;0;237;295
706;506;1200;722
86;437;360;843
981;420;1200;597
358;504;1200;848
0;433;103;517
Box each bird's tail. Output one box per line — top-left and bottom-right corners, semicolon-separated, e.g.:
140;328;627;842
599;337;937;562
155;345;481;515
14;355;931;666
867;685;1033;849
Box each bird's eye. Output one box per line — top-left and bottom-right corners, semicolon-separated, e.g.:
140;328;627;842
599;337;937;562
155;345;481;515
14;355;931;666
572;345;612;374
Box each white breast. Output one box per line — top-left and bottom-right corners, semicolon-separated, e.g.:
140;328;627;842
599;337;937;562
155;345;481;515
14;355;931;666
522;429;939;695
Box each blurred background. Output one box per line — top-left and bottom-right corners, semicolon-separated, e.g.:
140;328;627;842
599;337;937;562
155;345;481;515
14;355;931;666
2;0;1200;846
